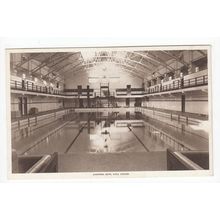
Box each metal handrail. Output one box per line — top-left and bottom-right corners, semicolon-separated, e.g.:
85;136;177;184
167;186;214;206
146;75;208;95
11;80;95;97
10;80;64;95
26;155;52;173
167;149;204;170
11;74;208;97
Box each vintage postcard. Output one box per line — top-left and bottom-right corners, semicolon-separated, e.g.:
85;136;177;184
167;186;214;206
6;45;212;179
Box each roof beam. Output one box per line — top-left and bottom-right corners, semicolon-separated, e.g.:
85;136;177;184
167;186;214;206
83;55;153;72
132;52;159;67
45;63;73;80
30;53;76;75
128;52;158;68
80;59;147;76
145;51;176;72
42;53;77;78
15;53;40;68
197;50;207;57
47;53;75;69
60;60;84;75
161;50;189;66
134;51;175;73
30;53;62;75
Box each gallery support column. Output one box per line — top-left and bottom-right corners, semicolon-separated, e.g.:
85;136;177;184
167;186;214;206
126;85;131;107
87;85;90;108
181;93;185;113
78;85;82;108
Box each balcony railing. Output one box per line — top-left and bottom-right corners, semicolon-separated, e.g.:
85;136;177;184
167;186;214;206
11;80;94;97
10;80;64;96
146;75;208;94
10;73;208;98
116;88;144;96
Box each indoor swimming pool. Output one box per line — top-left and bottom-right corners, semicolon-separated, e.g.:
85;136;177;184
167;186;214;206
8;47;211;174
13;110;209;158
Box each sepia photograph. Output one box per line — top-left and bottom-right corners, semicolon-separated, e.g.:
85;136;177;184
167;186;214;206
2;1;220;220
7;45;211;178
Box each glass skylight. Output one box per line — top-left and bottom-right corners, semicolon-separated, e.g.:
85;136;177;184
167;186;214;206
80;50;128;63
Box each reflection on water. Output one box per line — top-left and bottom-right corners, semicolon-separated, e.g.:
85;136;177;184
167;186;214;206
24;111;208;156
